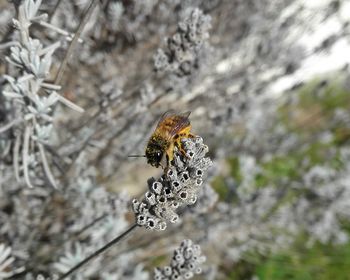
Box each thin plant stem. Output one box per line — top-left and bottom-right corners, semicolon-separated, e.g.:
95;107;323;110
54;0;99;85
74;213;108;237
48;0;63;22
58;223;139;280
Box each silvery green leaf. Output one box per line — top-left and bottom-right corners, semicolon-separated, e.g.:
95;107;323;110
27;105;38;114
53;242;97;277
27;79;41;97
0;118;23;134
13;132;21;182
38;142;57;188
39;41;60;56
41;83;61;91
29;63;38;76
35;123;53;139
24;113;34;121
38;51;53;77
25;0;42;21
16;81;28;94
57;94;85;113
3;75;21;93
13;98;25;105
3;74;15;84
35;97;53;113
26;87;40;103
18;73;35;83
24;0;33;20
23;125;34;188
30;46;40;64
30;13;48;22
12;19;21;29
28;38;42;53
33;100;49;114
2;91;23;99
19;48;30;67
0;243;25;278
0;41;21;50
5;57;23;68
39;113;53;123
9;46;22;63
45;92;59;107
32;55;41;76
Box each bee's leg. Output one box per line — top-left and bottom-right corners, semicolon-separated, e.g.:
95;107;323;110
175;138;189;159
179;127;196;140
166;142;175;164
178;125;192;138
164;145;177;175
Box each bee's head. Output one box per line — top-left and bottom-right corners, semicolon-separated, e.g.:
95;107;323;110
145;146;164;168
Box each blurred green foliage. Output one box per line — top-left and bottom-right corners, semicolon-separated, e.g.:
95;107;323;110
211;175;229;201
255;141;343;188
217;76;350;279
211;157;241;202
222;235;350;280
256;232;350;280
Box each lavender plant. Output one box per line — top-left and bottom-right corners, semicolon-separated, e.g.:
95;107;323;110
1;0;350;279
55;136;212;279
154;8;211;77
0;243;25;278
1;0;84;189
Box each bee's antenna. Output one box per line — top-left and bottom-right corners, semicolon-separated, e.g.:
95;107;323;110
128;155;146;158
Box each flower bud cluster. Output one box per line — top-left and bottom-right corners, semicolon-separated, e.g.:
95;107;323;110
154;8;211;77
154;239;206;280
132;136;212;231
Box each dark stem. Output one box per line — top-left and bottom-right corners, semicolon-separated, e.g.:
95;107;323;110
48;0;63;22
54;0;99;85
58;223;139;280
74;213;108;237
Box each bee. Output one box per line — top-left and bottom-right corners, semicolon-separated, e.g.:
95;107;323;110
145;111;195;169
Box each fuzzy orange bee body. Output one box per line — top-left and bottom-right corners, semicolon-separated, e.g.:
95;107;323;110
145;111;195;169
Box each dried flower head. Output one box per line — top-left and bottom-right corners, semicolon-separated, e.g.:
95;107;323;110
132;136;212;231
154;8;211;77
154;239;206;280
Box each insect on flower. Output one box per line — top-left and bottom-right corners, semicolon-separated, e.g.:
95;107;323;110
145;111;196;169
129;111;196;169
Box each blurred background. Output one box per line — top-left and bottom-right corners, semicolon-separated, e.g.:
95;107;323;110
1;0;350;279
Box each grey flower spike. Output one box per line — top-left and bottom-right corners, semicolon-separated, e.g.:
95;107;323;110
154;8;211;77
154;239;206;280
133;136;212;231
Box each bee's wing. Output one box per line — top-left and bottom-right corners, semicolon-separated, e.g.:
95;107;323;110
168;111;191;137
178;111;191;119
156;110;191;127
155;110;191;139
156;110;176;126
